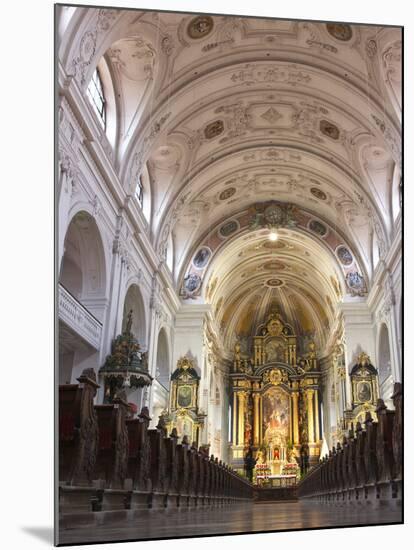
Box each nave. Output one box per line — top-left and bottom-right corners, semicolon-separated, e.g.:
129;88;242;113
59;500;402;545
57;6;402;544
58;363;402;545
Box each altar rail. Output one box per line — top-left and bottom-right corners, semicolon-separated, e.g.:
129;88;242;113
298;383;402;504
59;369;253;525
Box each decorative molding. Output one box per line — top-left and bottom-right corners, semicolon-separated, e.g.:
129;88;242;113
70;9;120;85
230;63;311;86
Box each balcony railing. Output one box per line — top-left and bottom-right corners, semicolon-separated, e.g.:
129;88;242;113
58;283;102;350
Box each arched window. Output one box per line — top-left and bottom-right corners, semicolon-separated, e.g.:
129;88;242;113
135;175;144;207
86;69;106;128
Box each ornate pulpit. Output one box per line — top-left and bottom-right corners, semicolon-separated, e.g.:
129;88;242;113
99;311;152;402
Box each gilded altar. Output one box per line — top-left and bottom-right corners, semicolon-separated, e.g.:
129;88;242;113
230;312;322;474
164;356;206;446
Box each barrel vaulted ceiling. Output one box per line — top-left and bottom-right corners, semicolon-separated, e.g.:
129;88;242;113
59;8;402;353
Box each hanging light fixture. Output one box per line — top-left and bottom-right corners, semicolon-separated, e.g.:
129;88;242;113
268;228;278;241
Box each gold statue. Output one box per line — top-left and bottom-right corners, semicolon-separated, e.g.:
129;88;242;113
234;341;241;361
308;341;316;357
357;351;371;366
256;449;265;464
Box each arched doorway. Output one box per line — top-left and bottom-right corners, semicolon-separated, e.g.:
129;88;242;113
378;323;393;404
151;328;170;426
58;211;107;383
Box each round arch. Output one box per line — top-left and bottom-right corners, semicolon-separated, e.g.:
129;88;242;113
59;210;108;321
151;327;171;427
155;327;170;389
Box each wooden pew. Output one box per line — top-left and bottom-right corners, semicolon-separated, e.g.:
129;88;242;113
391;383;402;499
363;412;379;501
93;393;130;510
346;428;358;501
188;444;200;506
148;417;168;509
375;399;395;500
164;429;180;508
59;368;100;515
176;437;190;507
126;406;151;509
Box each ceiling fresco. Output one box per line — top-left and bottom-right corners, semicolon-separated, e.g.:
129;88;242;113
59;9;401;355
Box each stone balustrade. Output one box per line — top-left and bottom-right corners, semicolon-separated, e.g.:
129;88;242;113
58;283;102;350
59;369;254;526
298;383;402;505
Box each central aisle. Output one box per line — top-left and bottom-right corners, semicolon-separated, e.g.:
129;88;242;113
59;501;402;545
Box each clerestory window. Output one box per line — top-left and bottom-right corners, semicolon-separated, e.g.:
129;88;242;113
135;175;144;206
86;69;106;128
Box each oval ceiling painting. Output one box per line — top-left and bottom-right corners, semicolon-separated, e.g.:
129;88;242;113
219;187;236;201
187;15;214;39
336;245;353;266
310;187;327;201
326;23;353;41
219;219;238;238
193;247;211;269
309;220;328;237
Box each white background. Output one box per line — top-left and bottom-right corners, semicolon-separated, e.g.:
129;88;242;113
1;0;411;548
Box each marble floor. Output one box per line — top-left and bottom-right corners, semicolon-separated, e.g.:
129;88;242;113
58;501;402;545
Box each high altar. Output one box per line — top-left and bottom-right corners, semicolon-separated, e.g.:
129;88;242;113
230;312;322;474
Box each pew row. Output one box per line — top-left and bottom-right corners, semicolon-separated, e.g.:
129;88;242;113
59;369;253;526
298;383;402;506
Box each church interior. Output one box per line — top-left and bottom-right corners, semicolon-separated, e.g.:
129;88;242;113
56;5;402;545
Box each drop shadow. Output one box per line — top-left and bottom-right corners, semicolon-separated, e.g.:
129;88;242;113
21;526;54;545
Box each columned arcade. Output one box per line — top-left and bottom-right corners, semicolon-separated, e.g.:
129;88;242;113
57;5;402;544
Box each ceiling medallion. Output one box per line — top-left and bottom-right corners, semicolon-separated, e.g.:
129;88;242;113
336;246;353;266
260;107;283;124
310;187;327;201
187;15;214;39
219;219;239;238
204;119;224;139
309;219;327;237
219;187;236;200
326;23;353;41
320;120;340;140
249;201;297;232
266;278;284;287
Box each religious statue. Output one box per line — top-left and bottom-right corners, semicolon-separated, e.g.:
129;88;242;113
234;341;241;361
288;446;297;463
308;341;316;358
244;447;257;483
244;418;252;447
256;449;265;464
357;351;371;367
126;309;133;334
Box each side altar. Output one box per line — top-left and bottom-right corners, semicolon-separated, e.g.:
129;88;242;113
229;312;322;475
